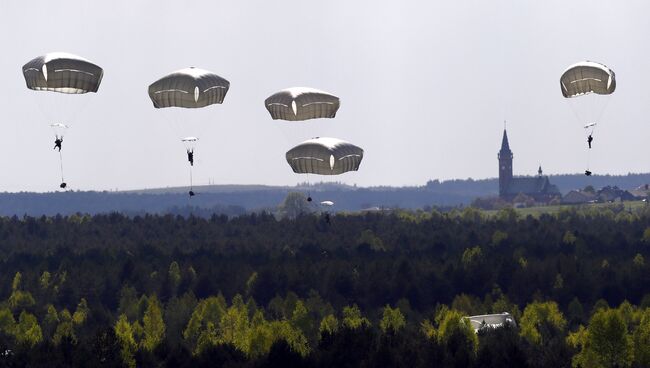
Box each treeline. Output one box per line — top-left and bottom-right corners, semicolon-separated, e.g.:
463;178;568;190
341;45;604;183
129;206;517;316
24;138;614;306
1;283;649;367
0;205;648;366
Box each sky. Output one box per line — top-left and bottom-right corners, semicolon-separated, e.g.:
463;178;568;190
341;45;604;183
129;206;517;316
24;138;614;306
0;0;648;192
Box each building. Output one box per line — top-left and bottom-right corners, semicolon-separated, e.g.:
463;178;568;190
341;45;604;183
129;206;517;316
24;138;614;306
463;312;517;333
597;186;636;202
562;190;597;204
498;128;560;202
629;184;650;201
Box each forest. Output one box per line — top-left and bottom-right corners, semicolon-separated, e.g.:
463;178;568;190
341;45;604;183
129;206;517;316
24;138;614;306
0;203;649;367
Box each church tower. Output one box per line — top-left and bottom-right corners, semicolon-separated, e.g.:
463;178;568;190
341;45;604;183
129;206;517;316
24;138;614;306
498;128;513;196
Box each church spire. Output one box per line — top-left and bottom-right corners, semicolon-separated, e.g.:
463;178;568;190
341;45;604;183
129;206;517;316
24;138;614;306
500;127;511;153
498;124;513;197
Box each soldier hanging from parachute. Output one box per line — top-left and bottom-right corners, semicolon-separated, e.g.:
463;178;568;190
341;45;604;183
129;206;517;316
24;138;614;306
560;61;616;176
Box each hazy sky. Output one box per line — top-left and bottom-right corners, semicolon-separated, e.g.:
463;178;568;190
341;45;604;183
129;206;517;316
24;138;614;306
0;0;648;192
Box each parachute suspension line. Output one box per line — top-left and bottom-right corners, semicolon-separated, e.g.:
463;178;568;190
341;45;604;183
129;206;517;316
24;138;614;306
592;93;613;126
306;173;312;202
59;150;64;182
59;150;65;186
189;165;193;192
567;100;584;126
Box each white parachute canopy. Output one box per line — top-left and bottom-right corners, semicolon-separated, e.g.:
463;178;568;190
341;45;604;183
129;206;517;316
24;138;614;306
320;200;334;207
286;137;364;175
560;61;616;98
265;87;340;121
560;61;616;127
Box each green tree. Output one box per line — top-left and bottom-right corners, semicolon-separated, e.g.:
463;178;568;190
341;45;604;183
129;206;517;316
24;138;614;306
39;271;51;290
290;300;311;335
437;309;478;365
142;294;165;351
132;321;144;345
164;292;197;345
567;297;585;327
319;314;339;338
168;261;182;295
117;285;139;322
357;229;386;252
114;314;137;368
634;308;650;367
0;307;16;336
42;304;59;341
268;320;310;357
491;295;521;322
553;273;564;290
563;230;577;245
420;319;436;340
461;207;484;223
520;301;566;345
496;207;518;222
53;309;76;345
195;321;218;355
183;296;227;351
643;227;650;243
451;293;484;315
8;272;35;312
379;305;406;334
15;311;43;347
491;230;508;247
12;272;21;291
245;272;258;296
218;301;250;353
633;253;645;268
461;246;483;270
248;310;274;358
72;298;90;325
342;304;370;329
572;308;633;368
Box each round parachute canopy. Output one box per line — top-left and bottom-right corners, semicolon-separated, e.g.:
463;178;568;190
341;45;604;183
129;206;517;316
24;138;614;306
149;67;230;109
560;61;616;98
320;200;334;206
286;137;363;175
265;87;340;121
23;52;103;94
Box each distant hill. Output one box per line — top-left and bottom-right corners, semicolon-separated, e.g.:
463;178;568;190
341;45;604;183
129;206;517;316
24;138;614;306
544;173;650;193
1;173;649;216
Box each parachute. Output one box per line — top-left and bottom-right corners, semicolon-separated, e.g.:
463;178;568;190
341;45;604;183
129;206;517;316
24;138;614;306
23;52;104;189
23;52;103;94
560;61;616;175
560;61;616;98
320;201;334;207
265;87;340;121
148;67;229;109
148;67;229;197
286;137;363;175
